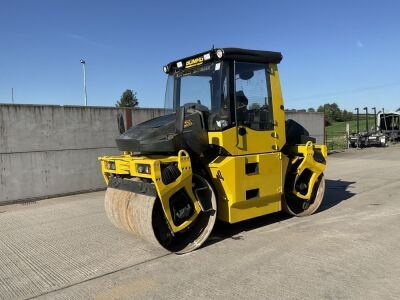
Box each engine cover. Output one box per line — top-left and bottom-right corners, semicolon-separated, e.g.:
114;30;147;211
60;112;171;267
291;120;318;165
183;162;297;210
116;108;209;155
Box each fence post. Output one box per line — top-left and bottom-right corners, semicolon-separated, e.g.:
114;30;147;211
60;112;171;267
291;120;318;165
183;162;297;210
346;123;350;149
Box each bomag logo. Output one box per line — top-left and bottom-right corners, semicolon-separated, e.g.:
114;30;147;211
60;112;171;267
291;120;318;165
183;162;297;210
185;56;204;68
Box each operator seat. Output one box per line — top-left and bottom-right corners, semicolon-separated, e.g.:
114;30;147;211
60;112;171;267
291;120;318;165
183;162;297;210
236;91;248;124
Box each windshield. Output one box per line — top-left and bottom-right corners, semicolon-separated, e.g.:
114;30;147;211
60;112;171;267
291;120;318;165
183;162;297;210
164;62;226;113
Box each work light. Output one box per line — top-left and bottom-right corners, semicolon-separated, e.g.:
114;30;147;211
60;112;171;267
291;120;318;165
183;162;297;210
137;164;151;174
106;161;116;170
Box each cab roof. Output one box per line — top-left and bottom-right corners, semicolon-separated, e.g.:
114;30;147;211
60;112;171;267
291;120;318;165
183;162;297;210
164;47;282;74
220;48;282;63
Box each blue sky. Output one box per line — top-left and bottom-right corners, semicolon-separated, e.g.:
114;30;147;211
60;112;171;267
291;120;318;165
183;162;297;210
1;0;399;111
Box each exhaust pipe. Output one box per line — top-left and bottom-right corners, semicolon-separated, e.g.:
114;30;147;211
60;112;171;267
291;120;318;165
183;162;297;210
175;106;185;134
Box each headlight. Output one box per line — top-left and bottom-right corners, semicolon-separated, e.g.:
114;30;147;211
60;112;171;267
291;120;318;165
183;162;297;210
163;65;169;73
137;164;151;174
216;49;223;58
106;161;116;170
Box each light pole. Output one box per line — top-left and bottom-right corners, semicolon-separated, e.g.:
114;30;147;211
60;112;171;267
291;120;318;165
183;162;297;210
80;59;88;106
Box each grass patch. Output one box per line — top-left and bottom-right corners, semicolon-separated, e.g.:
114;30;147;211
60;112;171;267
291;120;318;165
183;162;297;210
326;117;376;135
325;117;375;150
326;135;347;150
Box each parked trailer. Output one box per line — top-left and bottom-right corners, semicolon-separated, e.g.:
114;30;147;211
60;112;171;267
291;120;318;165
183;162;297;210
377;110;400;142
349;107;386;148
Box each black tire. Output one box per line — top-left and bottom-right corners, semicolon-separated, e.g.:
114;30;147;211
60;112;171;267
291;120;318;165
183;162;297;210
282;174;325;217
154;173;217;254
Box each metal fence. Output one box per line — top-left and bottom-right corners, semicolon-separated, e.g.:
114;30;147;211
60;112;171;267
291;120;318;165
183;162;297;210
325;132;348;151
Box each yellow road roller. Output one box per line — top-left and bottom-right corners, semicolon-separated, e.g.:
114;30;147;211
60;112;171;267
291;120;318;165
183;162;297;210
99;48;327;253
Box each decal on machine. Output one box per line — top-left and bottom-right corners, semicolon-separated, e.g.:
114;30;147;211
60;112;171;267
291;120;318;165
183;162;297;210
216;170;224;181
184;119;193;128
185;56;204;68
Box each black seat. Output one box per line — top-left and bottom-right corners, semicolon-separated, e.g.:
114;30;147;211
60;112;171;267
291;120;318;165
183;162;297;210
236;91;248;124
236;91;248;107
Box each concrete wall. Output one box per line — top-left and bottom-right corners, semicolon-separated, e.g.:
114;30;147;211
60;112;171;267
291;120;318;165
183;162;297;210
0;105;324;203
130;108;165;126
285;112;325;144
0;105;164;203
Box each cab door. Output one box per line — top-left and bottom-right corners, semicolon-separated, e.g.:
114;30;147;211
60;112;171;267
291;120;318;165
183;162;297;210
209;61;288;223
233;61;283;155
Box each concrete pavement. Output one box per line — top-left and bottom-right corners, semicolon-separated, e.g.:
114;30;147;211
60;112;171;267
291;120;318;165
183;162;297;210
0;145;399;299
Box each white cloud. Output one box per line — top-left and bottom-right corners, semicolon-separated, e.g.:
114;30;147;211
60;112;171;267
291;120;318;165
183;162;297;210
68;33;85;40
67;33;110;49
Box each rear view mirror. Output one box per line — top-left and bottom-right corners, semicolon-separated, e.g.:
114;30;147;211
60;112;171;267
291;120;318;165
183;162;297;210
117;112;126;134
239;71;254;80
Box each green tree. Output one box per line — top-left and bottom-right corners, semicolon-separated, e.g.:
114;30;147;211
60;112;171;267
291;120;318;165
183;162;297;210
317;103;342;122
116;89;139;107
397;108;400;112
307;107;315;112
342;109;353;121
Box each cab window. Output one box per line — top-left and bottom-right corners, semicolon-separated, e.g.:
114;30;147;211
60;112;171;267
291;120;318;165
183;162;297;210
235;62;274;130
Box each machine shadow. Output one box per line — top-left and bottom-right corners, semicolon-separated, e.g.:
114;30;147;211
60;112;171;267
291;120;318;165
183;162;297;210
317;179;355;213
204;179;356;248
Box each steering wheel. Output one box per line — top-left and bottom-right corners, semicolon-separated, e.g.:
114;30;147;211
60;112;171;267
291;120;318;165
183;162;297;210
183;102;209;112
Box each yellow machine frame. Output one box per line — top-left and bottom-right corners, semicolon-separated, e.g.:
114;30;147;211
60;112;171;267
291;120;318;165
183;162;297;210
100;150;201;233
99;62;327;232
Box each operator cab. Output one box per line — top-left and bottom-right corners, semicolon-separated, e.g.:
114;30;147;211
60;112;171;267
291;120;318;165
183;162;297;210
163;48;282;132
